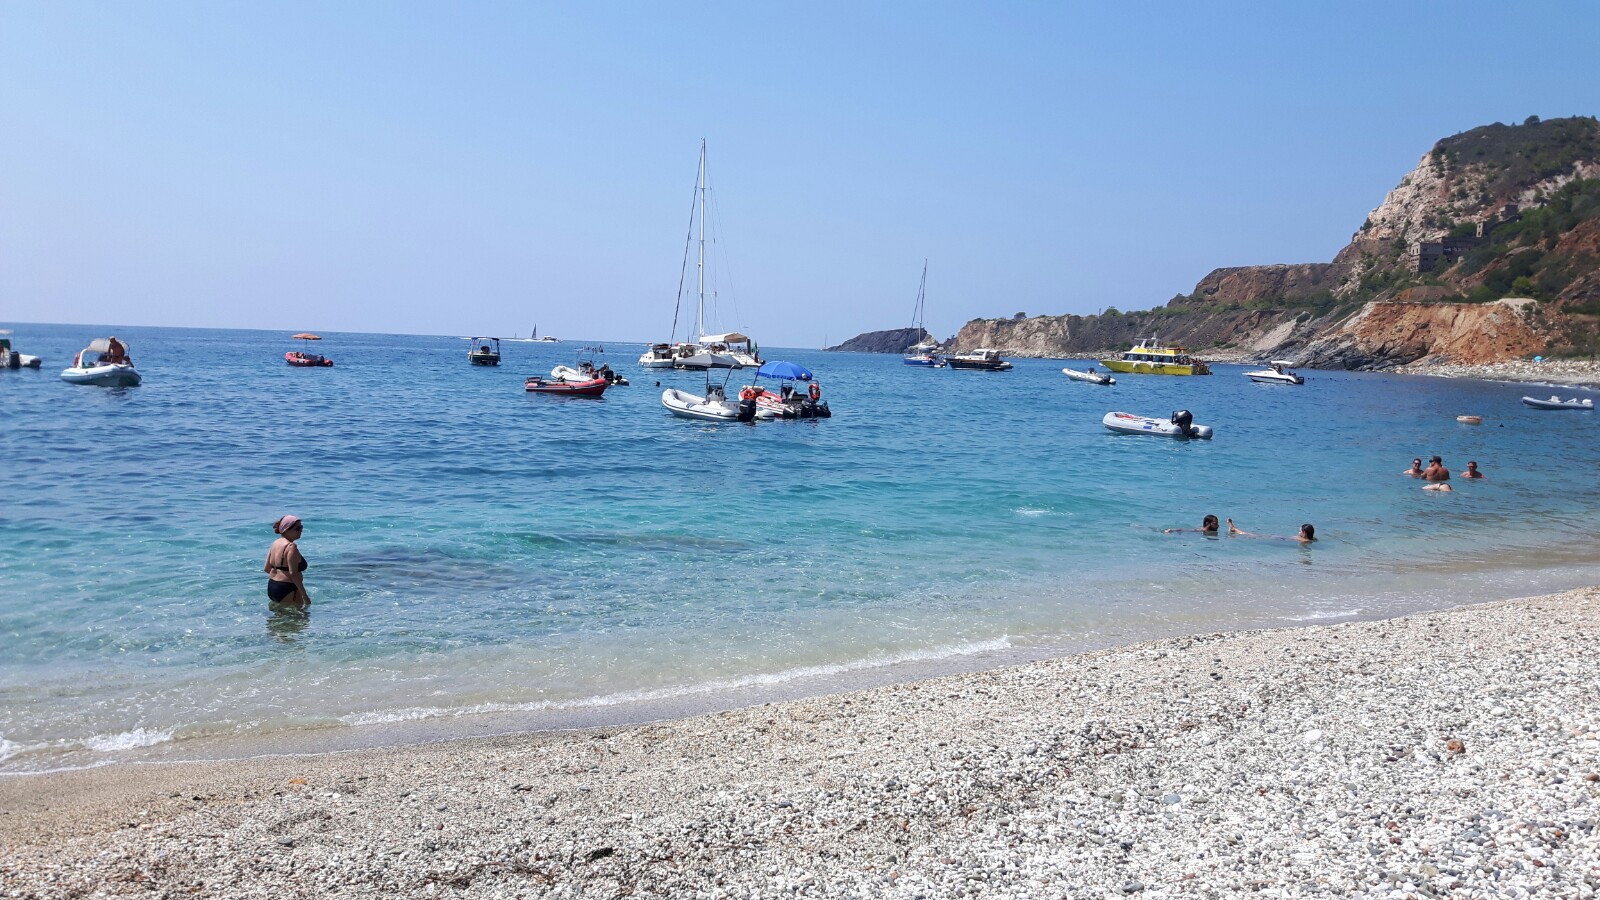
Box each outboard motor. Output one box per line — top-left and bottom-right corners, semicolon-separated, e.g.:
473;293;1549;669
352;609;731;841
737;398;757;422
814;400;831;418
1171;409;1195;438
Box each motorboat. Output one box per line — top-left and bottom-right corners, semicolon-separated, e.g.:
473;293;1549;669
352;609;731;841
286;332;332;367
285;352;332;367
946;349;1013;371
1102;410;1213;439
1522;395;1594;410
468;337;501;366
1063;366;1115;385
0;338;41;369
1100;337;1211;376
61;337;140;386
1244;360;1305;385
525;375;608;397
662;383;754;422
643;142;762;371
740;360;832;420
902;261;944;367
554;347;628;386
639;342;680;369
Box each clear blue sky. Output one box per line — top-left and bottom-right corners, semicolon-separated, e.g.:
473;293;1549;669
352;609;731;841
3;1;1596;347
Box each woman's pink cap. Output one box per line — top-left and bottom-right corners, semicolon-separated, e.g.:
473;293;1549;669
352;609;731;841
274;515;302;534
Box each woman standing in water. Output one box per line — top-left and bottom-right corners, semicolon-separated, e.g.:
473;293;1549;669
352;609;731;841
264;515;310;606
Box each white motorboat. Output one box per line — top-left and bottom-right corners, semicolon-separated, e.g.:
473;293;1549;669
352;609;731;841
945;349;1013;371
642;142;762;371
1102;410;1213;439
61;338;141;387
1522;394;1594;410
661;384;754;422
1244;360;1305;385
1063;366;1115;385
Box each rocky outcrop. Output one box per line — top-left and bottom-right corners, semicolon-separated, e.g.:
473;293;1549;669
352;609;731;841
1295;299;1557;369
1175;264;1337;307
824;327;933;354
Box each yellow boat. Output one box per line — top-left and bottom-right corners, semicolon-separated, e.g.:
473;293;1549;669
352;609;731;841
1099;337;1211;376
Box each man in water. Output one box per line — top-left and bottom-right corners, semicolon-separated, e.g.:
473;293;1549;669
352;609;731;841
1461;460;1485;479
1401;458;1424;477
1227;519;1316;543
1422;456;1450;482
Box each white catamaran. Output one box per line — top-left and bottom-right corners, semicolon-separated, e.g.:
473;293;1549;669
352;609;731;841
902;260;942;366
639;140;761;370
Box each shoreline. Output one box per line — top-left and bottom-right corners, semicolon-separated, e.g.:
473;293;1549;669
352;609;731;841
5;587;1598;897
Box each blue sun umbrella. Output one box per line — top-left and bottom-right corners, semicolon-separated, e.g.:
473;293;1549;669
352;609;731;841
755;360;814;381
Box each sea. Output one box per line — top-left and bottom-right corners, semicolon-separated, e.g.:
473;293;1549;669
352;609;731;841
2;322;1598;775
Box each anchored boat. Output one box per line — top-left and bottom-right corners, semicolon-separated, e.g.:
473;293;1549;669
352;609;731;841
1100;337;1211;376
1522;395;1594;410
1102;410;1213;439
1244;361;1305;385
285;333;332;367
946;349;1013;371
662;383;754;422
1063;366;1115;385
902;261;944;367
468;337;501;366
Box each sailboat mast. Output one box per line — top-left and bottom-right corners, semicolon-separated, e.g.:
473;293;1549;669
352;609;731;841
696;140;707;340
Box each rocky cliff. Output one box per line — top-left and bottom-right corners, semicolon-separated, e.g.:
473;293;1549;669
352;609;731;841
824;327;934;354
936;116;1600;368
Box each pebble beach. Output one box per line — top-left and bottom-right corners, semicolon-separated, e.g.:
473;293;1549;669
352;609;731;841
4;587;1598;899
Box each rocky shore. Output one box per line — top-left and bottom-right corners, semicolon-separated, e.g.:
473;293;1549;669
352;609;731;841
1396;357;1600;387
5;588;1600;898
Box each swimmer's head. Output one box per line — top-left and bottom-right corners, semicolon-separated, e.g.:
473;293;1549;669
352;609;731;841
1299;524;1315;540
273;515;303;536
1202;514;1219;532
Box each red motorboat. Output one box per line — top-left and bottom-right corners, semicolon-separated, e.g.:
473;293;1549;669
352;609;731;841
524;375;607;397
285;351;333;367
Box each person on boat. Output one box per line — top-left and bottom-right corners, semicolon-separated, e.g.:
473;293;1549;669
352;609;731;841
1227;519;1316;543
1422;456;1450;482
1461;460;1485;479
264;515;310;607
1164;514;1220;535
1401;458;1424;477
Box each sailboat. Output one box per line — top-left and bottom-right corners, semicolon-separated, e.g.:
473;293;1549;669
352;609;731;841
902;260;943;366
639;140;760;370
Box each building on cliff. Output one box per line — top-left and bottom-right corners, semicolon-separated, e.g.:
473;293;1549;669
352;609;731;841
1409;204;1523;273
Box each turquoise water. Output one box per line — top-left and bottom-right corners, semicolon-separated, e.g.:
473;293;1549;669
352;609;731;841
3;322;1599;773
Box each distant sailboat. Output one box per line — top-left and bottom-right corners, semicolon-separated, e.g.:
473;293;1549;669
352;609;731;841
902;260;943;367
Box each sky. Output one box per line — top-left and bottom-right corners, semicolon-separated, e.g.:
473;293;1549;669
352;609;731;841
3;1;1598;348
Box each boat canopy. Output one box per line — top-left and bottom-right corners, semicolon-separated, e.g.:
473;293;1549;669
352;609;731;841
291;332;322;340
700;332;750;344
85;338;113;353
755;360;813;381
1270;360;1297;368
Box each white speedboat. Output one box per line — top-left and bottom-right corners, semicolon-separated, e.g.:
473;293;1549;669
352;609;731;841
639;343;681;368
1522;395;1594;410
1102;410;1212;439
61;338;141;387
1244;361;1305;385
1063;366;1115;385
661;384;754;422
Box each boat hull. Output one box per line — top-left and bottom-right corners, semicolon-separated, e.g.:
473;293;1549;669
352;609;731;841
526;376;608;396
1102;412;1213;439
285;353;333;368
946;359;1013;371
902;356;943;367
61;364;141;387
469;354;500;366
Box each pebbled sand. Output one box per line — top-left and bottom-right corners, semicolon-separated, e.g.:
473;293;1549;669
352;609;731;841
3;588;1599;898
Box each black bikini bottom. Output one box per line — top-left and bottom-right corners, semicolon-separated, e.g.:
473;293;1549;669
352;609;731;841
267;581;299;602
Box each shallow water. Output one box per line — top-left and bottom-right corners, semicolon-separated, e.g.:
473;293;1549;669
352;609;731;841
2;323;1598;773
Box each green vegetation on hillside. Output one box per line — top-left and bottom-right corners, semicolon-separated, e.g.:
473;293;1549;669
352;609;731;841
1432;116;1600;198
1444;177;1600;302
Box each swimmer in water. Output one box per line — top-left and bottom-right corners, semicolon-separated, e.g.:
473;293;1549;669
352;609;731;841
1164;514;1221;535
1422;456;1450;482
1228;519;1317;543
1401;458;1424;477
1423;482;1454;492
1461;460;1485;479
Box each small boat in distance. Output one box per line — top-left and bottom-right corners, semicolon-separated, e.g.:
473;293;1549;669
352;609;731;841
902;260;944;367
1103;410;1213;439
286;333;332;367
1063;366;1115;385
533;325;560;343
0;337;41;369
1100;337;1211;376
946;349;1013;371
1522;395;1594;410
468;337;501;366
61;337;141;386
1244;360;1305;385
